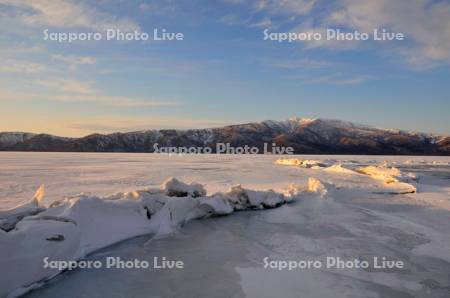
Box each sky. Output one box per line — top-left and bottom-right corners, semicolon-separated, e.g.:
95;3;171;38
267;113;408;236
0;0;449;137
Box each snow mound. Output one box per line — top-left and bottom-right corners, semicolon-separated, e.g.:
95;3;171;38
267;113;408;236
306;177;328;196
323;164;359;175
275;159;417;195
0;178;318;297
224;185;286;210
163;178;206;198
275;158;302;166
198;194;234;216
33;185;46;204
149;196;201;236
356;166;416;194
356;166;401;183
373;182;417;195
0;185;45;232
275;159;326;168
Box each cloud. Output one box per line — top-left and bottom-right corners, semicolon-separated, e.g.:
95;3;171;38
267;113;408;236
52;94;179;108
282;72;374;85
67;117;232;134
219;13;272;28
136;0;180;17
219;13;251;26
0;60;46;74
287;24;361;50
36;79;97;94
52;55;96;65
302;73;374;85
327;0;450;66
225;0;450;67
1;80;179;108
51;55;97;71
0;90;39;101
0;43;44;57
222;0;315;29
269;58;330;69
253;0;316;16
138;3;151;12
0;0;139;31
249;17;273;28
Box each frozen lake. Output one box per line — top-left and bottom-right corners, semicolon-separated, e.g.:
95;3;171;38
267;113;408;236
1;153;450;298
1;152;448;209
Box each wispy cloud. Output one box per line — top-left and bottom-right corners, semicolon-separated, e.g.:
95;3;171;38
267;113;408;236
288;24;361;50
219;13;273;28
302;73;374;85
328;0;450;67
269;58;331;69
138;3;151;13
36;78;97;94
52;94;179;108
223;0;316;16
252;0;316;16
0;60;46;74
0;82;179;108
224;0;450;68
0;0;139;31
51;55;97;71
222;0;316;28
248;17;273;28
282;72;374;85
0;43;44;57
52;55;96;65
67;117;232;135
219;13;251;26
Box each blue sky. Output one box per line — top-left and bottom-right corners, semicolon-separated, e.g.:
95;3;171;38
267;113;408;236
0;0;449;136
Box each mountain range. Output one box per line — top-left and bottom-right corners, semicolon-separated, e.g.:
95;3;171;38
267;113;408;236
0;118;448;155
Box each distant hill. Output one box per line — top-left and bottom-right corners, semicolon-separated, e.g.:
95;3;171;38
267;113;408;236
1;118;448;155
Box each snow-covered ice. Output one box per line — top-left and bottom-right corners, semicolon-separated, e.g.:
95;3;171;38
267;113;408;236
0;152;449;298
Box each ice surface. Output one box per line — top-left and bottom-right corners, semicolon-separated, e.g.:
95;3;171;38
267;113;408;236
0;153;449;298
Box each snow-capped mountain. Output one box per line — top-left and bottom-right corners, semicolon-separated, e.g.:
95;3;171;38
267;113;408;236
0;118;448;155
0;132;36;147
